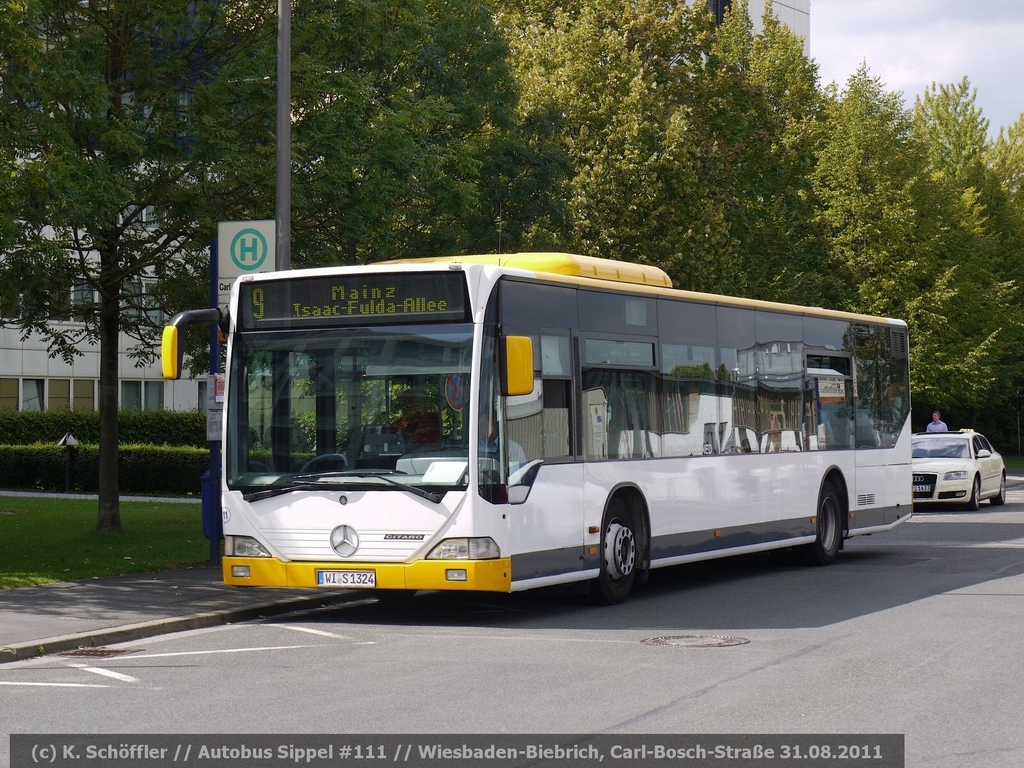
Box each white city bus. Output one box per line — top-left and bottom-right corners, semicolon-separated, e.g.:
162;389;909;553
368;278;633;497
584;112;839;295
162;253;912;604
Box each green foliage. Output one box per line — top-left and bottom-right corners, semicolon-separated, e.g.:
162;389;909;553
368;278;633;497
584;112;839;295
0;410;206;447
0;0;271;530
0;444;209;495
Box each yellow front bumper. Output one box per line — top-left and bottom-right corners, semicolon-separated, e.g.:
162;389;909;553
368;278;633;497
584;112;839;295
222;556;512;592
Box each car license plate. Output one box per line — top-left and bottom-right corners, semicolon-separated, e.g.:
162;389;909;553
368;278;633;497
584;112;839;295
913;484;932;493
317;570;376;587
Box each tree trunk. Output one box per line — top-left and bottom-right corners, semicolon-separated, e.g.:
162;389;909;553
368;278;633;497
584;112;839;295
96;265;122;533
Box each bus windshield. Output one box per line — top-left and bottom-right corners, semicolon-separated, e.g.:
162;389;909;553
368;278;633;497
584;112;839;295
226;324;474;496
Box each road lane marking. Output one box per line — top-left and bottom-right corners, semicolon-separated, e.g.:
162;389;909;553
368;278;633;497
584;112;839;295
65;662;139;683
0;681;109;688
271;625;352;639
124;644;314;659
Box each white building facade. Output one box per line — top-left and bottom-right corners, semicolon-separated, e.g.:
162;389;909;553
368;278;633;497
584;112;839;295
0;310;203;413
705;0;810;54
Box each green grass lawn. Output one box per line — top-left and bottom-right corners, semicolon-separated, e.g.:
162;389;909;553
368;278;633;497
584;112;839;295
0;495;209;589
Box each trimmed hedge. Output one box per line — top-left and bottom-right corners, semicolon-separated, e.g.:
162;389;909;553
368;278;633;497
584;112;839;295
0;410;207;448
0;444;209;496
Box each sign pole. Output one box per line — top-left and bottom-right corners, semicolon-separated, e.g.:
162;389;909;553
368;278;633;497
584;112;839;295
206;240;222;564
277;0;291;270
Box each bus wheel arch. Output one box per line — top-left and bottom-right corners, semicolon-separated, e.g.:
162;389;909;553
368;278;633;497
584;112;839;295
592;487;649;605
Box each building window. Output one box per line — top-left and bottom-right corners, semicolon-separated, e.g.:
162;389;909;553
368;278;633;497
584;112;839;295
0;284;19;320
144;381;164;410
73;280;95;320
48;379;71;411
707;0;732;26
122;381;164;411
124;280;163;325
73;379;96;412
122;381;142;410
22;379;44;411
0;378;18;411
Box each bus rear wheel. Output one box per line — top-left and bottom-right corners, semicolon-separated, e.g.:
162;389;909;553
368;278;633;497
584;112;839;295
805;481;842;566
592;497;638;605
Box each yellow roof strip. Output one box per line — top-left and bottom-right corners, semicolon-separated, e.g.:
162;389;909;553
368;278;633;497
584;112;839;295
388;252;673;288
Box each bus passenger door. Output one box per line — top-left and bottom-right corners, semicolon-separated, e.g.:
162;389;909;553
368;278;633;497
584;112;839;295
503;335;587;585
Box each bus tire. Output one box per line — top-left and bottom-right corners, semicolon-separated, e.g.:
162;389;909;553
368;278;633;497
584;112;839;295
805;481;842;566
592;496;638;605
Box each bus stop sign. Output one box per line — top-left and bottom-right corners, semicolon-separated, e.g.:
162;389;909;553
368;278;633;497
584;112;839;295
217;220;275;305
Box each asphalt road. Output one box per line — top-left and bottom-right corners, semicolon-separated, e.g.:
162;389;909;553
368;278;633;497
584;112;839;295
2;489;1023;768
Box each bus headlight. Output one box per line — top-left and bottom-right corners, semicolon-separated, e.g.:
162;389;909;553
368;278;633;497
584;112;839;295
943;471;968;481
226;535;272;558
426;537;500;560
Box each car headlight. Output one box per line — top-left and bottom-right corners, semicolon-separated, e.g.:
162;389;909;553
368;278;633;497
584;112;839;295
225;535;272;557
426;537;500;560
943;471;968;481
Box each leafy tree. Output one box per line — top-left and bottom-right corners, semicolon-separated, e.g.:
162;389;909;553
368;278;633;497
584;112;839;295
0;0;269;531
811;66;927;317
814;67;1022;427
502;0;748;289
500;1;831;301
988;115;1024;208
701;1;833;304
913;79;990;189
217;0;528;266
0;1;530;533
912;78;1023;426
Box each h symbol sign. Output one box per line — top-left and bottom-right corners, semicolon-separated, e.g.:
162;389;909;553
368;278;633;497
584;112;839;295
230;228;269;271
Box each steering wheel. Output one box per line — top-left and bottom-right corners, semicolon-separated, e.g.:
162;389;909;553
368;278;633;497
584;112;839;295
299;453;348;473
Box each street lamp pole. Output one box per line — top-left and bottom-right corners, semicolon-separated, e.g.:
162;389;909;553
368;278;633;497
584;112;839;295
276;0;291;270
1017;391;1021;458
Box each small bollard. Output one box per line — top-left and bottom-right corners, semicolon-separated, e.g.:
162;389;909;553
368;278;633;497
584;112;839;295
58;432;79;493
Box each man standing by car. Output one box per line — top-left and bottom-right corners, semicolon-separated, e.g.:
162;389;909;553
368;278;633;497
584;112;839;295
927;410;949;432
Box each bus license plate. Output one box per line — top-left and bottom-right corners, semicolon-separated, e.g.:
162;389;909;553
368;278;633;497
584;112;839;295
317;570;376;588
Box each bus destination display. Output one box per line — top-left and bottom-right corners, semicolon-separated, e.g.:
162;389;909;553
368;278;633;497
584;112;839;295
239;272;469;329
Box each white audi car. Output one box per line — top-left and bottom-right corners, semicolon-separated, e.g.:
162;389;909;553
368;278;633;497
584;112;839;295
911;430;1006;510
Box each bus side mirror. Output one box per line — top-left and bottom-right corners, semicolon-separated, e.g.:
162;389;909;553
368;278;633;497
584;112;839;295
161;308;223;380
503;335;534;397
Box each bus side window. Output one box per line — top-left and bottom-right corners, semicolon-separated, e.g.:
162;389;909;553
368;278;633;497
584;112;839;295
505;331;572;464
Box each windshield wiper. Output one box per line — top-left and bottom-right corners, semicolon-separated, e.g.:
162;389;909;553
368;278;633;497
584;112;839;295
243;471;446;504
242;479;354;502
339;471;445;504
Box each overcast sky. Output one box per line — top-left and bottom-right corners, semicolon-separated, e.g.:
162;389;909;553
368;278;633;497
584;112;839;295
809;0;1024;138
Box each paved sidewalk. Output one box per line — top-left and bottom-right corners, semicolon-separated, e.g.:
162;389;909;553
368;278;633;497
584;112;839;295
0;565;359;664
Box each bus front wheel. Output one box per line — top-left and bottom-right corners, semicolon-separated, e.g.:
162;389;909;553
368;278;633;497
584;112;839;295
592;497;638;605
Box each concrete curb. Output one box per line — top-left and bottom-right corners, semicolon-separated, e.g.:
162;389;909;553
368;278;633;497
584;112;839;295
0;590;363;665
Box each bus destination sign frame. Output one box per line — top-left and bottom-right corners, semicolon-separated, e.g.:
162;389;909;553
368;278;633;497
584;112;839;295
239;272;470;330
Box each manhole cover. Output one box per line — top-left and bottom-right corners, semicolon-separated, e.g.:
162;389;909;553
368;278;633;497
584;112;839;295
642;635;749;648
59;648;141;658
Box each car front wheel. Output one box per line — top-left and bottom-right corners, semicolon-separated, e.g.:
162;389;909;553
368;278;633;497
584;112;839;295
990;473;1007;506
966;476;981;511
